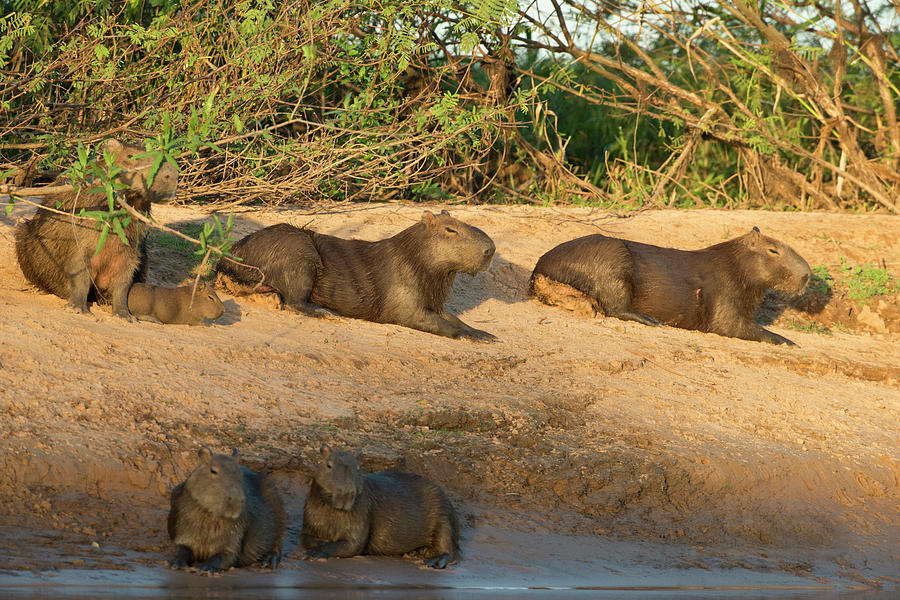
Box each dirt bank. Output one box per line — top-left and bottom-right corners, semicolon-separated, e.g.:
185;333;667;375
0;203;897;594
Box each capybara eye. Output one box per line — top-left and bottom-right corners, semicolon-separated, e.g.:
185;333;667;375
445;227;457;234
210;468;218;475
768;248;780;255
326;462;333;470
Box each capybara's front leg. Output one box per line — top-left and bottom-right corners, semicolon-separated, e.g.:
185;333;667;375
440;310;498;342
302;539;362;560
197;553;233;575
169;545;193;569
65;260;92;314
109;275;134;320
734;322;797;346
412;310;496;342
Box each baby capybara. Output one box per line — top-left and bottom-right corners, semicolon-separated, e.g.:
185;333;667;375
531;227;812;345
15;139;178;318
216;210;497;341
167;447;285;574
127;282;224;325
301;444;460;569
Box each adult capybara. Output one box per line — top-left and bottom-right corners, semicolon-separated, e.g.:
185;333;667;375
530;227;812;345
127;282;225;325
168;447;285;574
216;210;497;341
301;444;460;569
14;139;178;318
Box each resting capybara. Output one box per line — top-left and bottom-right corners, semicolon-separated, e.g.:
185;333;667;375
301;444;460;569
14;139;178;318
127;282;225;325
216;210;497;341
530;227;812;345
168;447;285;574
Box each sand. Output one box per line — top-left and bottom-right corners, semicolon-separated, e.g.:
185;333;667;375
0;201;897;596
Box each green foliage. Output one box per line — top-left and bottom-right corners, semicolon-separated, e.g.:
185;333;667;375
837;260;896;302
786;319;832;336
807;266;833;295
1;0;528;205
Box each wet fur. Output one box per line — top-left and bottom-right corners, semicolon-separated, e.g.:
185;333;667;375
301;448;460;569
530;228;812;345
14;140;178;318
168;449;285;574
216;211;497;341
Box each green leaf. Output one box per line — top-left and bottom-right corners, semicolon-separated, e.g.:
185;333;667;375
233;113;244;133
5;197;14;216
146;153;165;188
112;217;129;245
94;223;110;256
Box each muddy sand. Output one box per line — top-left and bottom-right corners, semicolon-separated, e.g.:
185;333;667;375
0;202;897;597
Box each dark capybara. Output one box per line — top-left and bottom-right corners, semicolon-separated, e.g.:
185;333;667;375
530;227;812;345
216;210;497;341
127;282;225;325
301;444;460;569
14;139;178;319
167;447;285;574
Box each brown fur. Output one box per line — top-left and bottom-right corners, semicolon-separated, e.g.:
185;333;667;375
167;447;285;574
216;210;498;341
127;283;224;325
14;139;178;319
530;227;812;345
301;445;460;569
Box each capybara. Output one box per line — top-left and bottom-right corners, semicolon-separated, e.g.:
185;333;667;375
216;210;497;341
301;444;460;569
14;139;178;318
167;447;285;574
530;227;812;345
127;282;225;325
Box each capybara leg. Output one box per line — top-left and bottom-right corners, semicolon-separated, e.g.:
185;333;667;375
169;545;193;569
261;550;281;569
285;299;334;318
424;518;459;569
197;553;230;575
608;309;661;327
280;267;334;317
302;539;361;560
424;553;453;569
738;323;796;346
440;310;498;343
109;278;133;321
66;264;92;314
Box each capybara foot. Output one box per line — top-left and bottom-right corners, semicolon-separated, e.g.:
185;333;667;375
66;301;90;315
114;311;134;322
197;556;225;575
424;553;453;569
615;310;660;326
303;546;331;561
262;551;281;569
460;328;499;343
168;547;192;569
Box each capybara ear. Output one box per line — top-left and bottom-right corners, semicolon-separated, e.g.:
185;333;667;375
440;209;450;216
231;448;240;458
100;138;123;156
198;446;212;464
422;211;436;227
319;443;332;457
747;226;761;247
